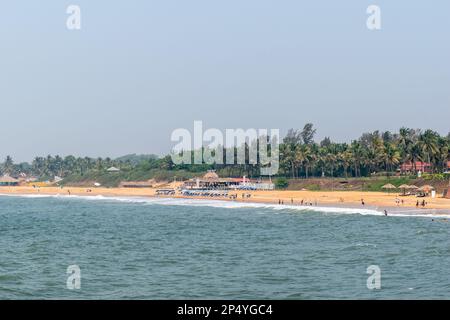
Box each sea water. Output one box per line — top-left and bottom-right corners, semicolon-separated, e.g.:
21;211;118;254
1;194;450;299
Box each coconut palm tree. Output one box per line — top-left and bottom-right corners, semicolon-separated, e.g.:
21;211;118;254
405;143;423;173
436;137;450;172
350;141;365;177
339;150;352;178
383;143;401;176
398;127;414;162
2;156;14;175
418;130;439;172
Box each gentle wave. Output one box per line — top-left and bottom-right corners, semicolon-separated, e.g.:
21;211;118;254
1;193;449;219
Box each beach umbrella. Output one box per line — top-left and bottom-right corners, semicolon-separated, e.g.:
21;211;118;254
381;183;397;193
398;184;410;195
408;185;419;195
419;185;434;193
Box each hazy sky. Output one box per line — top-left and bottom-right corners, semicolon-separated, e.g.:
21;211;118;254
1;1;449;162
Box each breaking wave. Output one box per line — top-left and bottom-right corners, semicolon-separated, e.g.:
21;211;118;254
1;193;449;219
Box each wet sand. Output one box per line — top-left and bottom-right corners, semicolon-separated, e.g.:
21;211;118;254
1;186;449;214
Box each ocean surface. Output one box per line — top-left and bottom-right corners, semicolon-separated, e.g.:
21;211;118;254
1;194;450;299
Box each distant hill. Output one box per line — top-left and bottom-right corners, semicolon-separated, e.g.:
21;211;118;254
115;154;159;165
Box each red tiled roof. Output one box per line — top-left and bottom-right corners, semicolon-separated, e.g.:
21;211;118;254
400;161;431;168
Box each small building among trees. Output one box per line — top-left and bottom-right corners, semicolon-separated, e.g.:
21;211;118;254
0;175;19;186
399;161;432;174
182;170;274;190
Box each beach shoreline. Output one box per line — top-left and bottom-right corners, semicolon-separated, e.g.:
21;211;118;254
1;186;449;215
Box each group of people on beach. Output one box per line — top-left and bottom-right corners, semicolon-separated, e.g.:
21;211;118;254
227;193;252;200
64;189;91;196
416;200;427;208
359;197;431;217
277;198;317;206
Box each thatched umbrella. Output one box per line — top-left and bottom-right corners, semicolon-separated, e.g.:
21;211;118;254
398;184;410;195
381;183;397;193
419;185;434;194
408;185;419;195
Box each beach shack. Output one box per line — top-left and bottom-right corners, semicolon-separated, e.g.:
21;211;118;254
0;175;19;186
183;170;241;190
182;170;274;191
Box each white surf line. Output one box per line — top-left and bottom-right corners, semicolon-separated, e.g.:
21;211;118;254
1;193;449;219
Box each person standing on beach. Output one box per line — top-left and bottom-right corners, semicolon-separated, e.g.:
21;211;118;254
361;199;365;206
291;198;293;204
384;210;388;216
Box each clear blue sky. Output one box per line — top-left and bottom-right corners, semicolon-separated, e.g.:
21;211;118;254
1;1;449;162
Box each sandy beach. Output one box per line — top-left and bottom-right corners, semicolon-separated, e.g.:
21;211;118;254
1;185;449;212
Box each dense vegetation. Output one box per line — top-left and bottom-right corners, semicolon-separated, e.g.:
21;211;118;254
278;125;449;178
1;126;449;187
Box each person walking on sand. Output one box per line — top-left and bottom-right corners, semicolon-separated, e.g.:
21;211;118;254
384;210;388;216
416;200;419;208
67;190;71;196
291;198;293;205
361;199;365;206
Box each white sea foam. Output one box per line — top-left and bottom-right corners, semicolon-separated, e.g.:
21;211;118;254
1;193;449;219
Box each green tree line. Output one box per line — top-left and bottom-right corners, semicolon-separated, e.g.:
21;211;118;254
1;125;449;181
